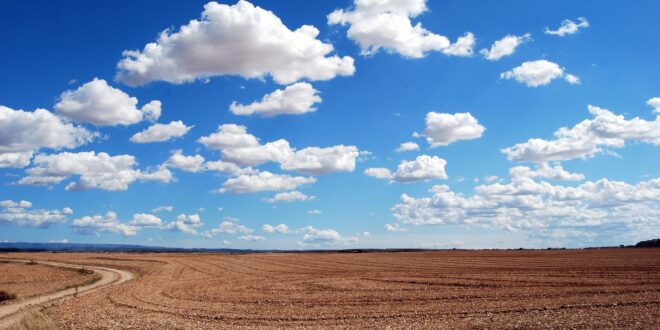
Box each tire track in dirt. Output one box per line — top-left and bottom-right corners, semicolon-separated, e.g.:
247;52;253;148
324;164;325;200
0;259;133;329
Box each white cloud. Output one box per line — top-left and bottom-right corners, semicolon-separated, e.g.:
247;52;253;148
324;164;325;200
130;121;192;143
365;155;448;182
442;32;476;57
72;212;138;237
18;151;173;191
647;97;660;113
502;104;660;163
204;160;256;176
307;209;322;215
545;17;589;37
202;218;253;238
385;223;408;232
298;226;357;246
280;145;360;175
0;200;71;228
396;141;420;152
198;124;288;166
0;105;95;168
393;155;448;182
238;235;266;242
263;191;314;203
152;205;173;213
54;78;161;126
364;167;393;179
165;150;206;173
230;82;321;117
164;213;203;235
198;124;360;174
116;1;354;86
219;171;316;194
129;213;163;227
262;223;290;234
328;0;473;58
391;170;660;242
509;164;584;181
564;74;581;85
501;60;578;87
480;33;531;61
414;112;485;147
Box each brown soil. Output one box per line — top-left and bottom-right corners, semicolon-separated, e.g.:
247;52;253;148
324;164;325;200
1;249;658;329
0;261;99;304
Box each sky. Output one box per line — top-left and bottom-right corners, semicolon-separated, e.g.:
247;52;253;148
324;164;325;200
1;0;659;249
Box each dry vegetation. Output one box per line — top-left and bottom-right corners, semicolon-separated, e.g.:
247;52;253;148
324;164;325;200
1;249;659;328
0;261;99;303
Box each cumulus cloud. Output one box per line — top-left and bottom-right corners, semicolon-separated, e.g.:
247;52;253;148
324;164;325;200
152;205;173;213
130;121;192;143
280;145;360;175
55;78;161;126
263;191;315;203
391;169;660;242
0;105;95;168
366;155;448;183
164;213;203;235
480;33;531;61
442;32;476;57
129;213;163;227
647;97;660;113
0;200;72;228
414;112;485;147
198;124;360;174
165;150;206;173
262;223;290;234
202;218;253;238
364;167;393;179
328;0;474;58
509;164;584;181
72;212;137;236
218;171;316;194
204;160;256;176
501;60;579;87
396;141;420;152
237;235;266;242
393;155;448;182
18;151;173;191
307;209;322;215
502;104;660;163
545;17;589;37
230;82;321;117
384;223;408;232
116;1;354;86
298;226;357;246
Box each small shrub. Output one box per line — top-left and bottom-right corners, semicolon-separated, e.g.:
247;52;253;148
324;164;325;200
77;267;94;275
0;290;17;302
27;260;38;265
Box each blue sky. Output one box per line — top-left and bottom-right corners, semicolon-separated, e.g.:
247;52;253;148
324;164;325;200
1;0;659;249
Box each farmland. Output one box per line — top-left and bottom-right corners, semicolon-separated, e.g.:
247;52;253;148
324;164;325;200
1;249;659;328
0;261;98;304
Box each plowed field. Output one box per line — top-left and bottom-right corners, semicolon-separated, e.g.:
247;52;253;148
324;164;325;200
0;261;98;303
1;249;658;328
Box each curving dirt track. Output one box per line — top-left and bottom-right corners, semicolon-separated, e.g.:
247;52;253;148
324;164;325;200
1;249;659;328
0;259;133;328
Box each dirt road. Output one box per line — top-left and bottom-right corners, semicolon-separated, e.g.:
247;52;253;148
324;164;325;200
0;259;133;328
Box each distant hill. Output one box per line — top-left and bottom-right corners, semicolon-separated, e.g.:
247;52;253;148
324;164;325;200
0;242;248;253
635;239;660;248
